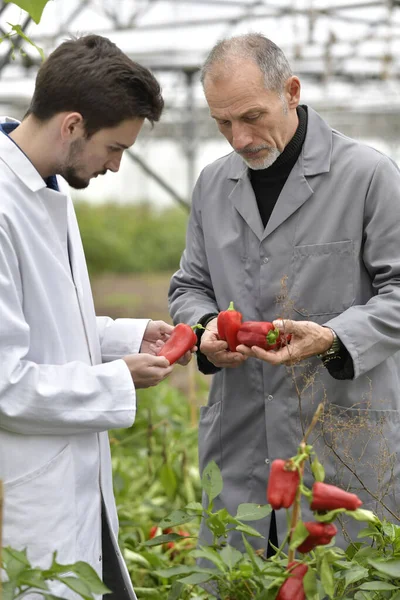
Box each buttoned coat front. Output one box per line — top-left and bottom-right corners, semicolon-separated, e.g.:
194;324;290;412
0;120;144;599
169;107;400;549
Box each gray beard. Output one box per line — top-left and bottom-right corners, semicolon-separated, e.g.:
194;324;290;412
242;147;281;170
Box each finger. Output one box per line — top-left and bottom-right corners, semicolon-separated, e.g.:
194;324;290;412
235;344;257;357
201;340;228;354
273;319;297;334
250;346;291;365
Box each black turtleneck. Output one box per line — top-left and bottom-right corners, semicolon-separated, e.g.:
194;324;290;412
249;105;308;228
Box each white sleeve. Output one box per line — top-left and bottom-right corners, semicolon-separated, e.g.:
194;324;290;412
96;316;149;361
0;225;137;436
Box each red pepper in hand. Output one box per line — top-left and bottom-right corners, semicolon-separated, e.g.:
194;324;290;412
217;301;242;351
267;459;300;509
311;482;363;512
237;321;290;350
276;561;308;600
297;521;338;553
157;323;197;365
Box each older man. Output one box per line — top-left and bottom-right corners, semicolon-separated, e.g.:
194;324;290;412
169;33;400;554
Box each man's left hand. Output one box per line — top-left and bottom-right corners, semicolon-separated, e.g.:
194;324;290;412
236;319;334;365
140;320;195;366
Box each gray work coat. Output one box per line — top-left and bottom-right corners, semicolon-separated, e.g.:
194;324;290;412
169;107;400;550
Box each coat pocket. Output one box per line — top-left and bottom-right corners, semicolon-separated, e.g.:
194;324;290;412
4;444;76;568
291;240;355;318
198;401;222;474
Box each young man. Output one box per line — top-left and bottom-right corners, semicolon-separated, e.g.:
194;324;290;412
0;34;185;599
169;33;400;556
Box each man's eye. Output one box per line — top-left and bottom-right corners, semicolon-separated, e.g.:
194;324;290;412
218;120;230;127
246;114;260;121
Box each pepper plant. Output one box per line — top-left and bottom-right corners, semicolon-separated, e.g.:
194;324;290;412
144;403;400;599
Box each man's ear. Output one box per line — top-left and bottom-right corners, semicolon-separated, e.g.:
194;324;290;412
60;112;85;141
285;76;301;109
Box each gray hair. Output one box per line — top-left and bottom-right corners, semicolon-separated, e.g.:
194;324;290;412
200;33;292;93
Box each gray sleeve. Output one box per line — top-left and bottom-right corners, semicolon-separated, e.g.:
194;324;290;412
326;156;400;378
169;171;220;325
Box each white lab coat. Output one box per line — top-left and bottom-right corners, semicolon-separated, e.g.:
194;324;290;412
0;118;143;599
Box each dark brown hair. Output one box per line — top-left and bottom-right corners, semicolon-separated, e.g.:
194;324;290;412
28;34;164;135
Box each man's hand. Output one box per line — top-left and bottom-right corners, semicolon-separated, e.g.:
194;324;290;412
200;317;247;368
122;353;174;388
140;320;174;355
236;319;334;366
140;320;196;366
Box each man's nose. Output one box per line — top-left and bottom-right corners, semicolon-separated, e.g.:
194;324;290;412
231;124;253;152
106;154;123;173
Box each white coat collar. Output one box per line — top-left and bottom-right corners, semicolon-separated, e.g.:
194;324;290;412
226;105;333;180
0;116;49;193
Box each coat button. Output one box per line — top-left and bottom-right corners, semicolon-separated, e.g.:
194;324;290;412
265;458;270;465
263;257;269;264
267;395;273;401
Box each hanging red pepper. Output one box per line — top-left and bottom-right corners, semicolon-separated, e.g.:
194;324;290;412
267;459;300;509
217;301;242;351
157;323;198;365
276;561;308;600
297;521;338;553
310;482;363;512
237;321;291;350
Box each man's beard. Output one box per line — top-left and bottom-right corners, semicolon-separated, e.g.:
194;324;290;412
239;145;281;170
63;166;90;189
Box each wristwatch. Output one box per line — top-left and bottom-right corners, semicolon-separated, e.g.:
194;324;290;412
317;327;341;360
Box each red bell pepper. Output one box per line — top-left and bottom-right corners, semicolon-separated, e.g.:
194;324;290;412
276;561;308;600
297;521;338;553
267;459;300;509
310;482;363;512
217;301;242;351
157;323;197;365
237;321;290;350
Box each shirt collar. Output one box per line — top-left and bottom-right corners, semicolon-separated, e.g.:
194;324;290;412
0;117;59;193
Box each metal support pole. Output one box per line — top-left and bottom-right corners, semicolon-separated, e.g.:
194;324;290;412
183;68;198;198
126;149;190;212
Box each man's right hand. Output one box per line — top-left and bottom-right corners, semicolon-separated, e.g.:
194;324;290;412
200;317;247;369
122;354;174;388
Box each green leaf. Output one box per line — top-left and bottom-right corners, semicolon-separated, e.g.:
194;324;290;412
8;24;44;59
311;456;325;482
201;460;223;505
5;0;49;24
168;582;185;600
185;501;204;513
143;533;182;547
242;535;263;574
178;572;213;585
359;582;399;591
58;576;93;600
235;503;272;521
18;568;49;590
346;509;380;524
289;521;309;550
303;567;319;600
123;549;151;569
220;545;243;570
67;561;111;594
367;558;400;578
235;523;264;538
3;547;30;579
191;547;226;571
2;581;17;600
155;565;196;578
344;566;369;588
206;512;228;538
320;555;335;599
159;510;194;528
314;508;347;522
159;463;178;500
